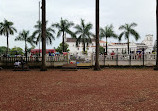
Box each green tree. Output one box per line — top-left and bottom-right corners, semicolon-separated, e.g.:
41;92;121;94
74;19;94;53
100;25;117;54
52;18;74;52
15;30;35;57
32;21;55;45
99;46;105;54
9;47;24;56
119;23;140;54
0;19;17;54
56;43;70;54
27;46;35;53
0;46;8;55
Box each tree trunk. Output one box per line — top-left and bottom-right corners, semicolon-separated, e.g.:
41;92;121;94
83;42;86;53
39;1;41;57
155;0;158;70
25;39;28;63
25;39;26;60
128;38;129;54
6;33;9;55
94;0;101;70
156;0;158;66
106;37;108;54
62;31;65;52
41;0;47;71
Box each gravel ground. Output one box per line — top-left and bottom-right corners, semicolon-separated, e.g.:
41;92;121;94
0;68;158;111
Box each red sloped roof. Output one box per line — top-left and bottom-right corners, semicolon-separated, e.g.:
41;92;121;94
31;49;56;54
63;52;68;55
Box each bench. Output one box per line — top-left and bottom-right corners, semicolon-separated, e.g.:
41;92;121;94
62;63;78;71
13;64;29;71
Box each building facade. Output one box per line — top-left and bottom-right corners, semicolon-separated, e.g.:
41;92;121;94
66;35;154;57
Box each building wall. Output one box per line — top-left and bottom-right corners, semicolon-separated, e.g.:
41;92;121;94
67;41;106;57
66;35;154;57
142;35;153;53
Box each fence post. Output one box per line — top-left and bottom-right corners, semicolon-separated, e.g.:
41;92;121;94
129;48;131;66
104;49;105;67
53;55;54;67
26;50;28;63
67;54;70;64
116;48;118;66
91;54;92;66
6;53;7;67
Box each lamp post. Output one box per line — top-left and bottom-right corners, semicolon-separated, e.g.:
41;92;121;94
40;0;47;71
94;0;101;70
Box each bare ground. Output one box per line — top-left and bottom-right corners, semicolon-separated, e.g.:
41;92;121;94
0;68;158;111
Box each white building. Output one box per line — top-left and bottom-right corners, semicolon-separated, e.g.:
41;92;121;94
141;34;153;53
66;35;154;57
66;38;106;56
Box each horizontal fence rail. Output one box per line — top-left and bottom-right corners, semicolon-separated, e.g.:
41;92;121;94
0;54;157;67
93;54;156;66
97;54;156;61
0;55;69;63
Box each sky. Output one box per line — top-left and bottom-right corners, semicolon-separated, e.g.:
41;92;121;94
0;0;156;50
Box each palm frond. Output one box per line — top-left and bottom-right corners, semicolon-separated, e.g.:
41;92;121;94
0;19;17;37
129;29;140;41
33;21;55;45
74;19;93;52
118;23;140;42
119;25;126;30
119;32;124;41
130;23;137;28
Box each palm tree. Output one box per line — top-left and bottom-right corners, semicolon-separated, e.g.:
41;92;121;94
0;19;17;55
74;19;93;53
41;0;47;71
155;0;158;70
119;23;140;54
94;0;101;70
100;25;117;54
52;18;74;52
32;21;55;45
15;30;35;61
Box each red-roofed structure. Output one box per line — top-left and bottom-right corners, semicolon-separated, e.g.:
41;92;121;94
31;49;56;54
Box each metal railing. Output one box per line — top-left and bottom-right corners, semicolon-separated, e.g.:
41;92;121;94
0;55;69;63
0;54;156;66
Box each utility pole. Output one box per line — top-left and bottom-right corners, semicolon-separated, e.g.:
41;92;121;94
41;0;47;71
94;0;101;70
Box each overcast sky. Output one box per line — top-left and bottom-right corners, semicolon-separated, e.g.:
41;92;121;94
0;0;156;49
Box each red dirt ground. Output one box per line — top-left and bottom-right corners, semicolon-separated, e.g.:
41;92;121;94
0;68;158;111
